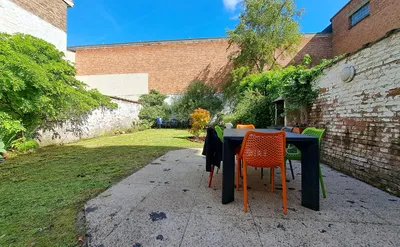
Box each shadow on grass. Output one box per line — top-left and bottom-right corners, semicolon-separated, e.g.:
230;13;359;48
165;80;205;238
0;143;201;246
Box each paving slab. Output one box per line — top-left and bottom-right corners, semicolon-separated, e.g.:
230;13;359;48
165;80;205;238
180;213;262;247
85;148;400;246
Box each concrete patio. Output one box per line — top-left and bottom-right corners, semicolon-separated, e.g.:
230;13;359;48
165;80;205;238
85;148;400;247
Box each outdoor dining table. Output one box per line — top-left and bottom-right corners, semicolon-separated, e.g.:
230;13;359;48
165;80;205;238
222;128;320;211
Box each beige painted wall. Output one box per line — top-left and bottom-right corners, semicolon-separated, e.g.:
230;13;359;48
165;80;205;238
77;73;149;101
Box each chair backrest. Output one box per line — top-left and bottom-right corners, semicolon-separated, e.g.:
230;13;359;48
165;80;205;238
302;127;325;145
236;124;255;129
281;126;293;132
214;126;224;142
240;131;286;167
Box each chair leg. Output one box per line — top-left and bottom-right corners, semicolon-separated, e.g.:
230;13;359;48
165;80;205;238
270;167;275;192
216;167;220;174
319;165;327;198
261;168;264;178
289;160;295;180
236;159;240;191
208;165;214;188
236;155;242;178
243;163;248;212
281;164;288;214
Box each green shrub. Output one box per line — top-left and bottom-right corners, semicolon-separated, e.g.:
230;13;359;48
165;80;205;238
138;89;170;127
172;80;223;121
11;137;39;152
232;90;275;128
0;33;116;144
228;55;337;125
138;120;153;131
0;112;26;149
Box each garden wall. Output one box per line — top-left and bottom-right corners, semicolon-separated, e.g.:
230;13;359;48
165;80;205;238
36;98;141;146
309;29;400;195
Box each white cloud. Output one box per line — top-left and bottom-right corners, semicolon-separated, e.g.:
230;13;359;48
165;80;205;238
223;0;241;11
229;14;240;20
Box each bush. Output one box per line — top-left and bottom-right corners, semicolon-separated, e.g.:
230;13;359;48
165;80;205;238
189;108;210;137
0;33;116;144
232;90;275;128
172;80;223;121
0;112;26;149
138;89;170;127
227;55;336;125
11;137;39;152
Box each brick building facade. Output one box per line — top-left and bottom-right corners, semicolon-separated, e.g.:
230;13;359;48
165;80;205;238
331;0;400;55
71;33;333;97
0;0;73;51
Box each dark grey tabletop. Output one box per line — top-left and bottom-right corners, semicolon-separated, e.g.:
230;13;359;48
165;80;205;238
223;128;318;142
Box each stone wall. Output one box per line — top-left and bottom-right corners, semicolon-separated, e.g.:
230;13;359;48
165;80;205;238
309;29;400;195
37;98;142;146
0;0;67;51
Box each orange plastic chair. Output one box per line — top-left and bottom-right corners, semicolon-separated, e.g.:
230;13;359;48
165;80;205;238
236;131;287;214
236;124;256;129
235;124;255;177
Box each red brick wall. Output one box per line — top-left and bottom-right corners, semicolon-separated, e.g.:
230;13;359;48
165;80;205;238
332;0;400;55
309;31;400;196
74;34;332;94
10;0;68;31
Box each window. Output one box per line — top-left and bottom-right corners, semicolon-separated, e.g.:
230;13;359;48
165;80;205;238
350;2;370;27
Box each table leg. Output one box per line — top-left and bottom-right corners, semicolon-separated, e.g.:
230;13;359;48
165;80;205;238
299;139;320;211
222;140;235;204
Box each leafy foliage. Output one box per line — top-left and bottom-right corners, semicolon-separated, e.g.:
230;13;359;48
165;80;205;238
189;108;210;137
172;80;223;121
228;55;335;126
138;89;170;127
0;112;26;149
138;89;167;107
231;90;275;127
11;137;39;152
227;0;302;73
0;33;116;142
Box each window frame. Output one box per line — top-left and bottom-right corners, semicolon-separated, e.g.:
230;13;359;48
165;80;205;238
348;1;370;28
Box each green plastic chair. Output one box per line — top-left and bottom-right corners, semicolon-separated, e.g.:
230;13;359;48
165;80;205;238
215;126;224;143
285;127;327;198
0;140;6;159
214;126;224;174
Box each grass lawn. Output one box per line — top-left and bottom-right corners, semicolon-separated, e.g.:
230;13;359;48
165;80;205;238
0;129;203;246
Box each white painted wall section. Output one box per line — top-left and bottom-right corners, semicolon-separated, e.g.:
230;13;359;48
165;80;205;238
0;0;67;52
77;73;149;101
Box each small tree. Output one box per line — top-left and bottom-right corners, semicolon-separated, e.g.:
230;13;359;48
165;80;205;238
189;108;210;137
172;80;223;121
227;0;302;72
138;89;169;127
0;33;116;141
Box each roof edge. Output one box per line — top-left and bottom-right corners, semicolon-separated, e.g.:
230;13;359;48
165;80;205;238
330;0;352;21
63;0;74;7
109;96;140;104
68;37;229;51
68;32;330;51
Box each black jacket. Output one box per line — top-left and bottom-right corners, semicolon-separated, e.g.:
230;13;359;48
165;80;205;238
202;127;222;172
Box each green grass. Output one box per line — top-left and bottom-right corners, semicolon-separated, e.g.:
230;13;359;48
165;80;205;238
0;129;202;246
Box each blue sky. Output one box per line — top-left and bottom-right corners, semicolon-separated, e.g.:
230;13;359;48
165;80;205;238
67;0;349;47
